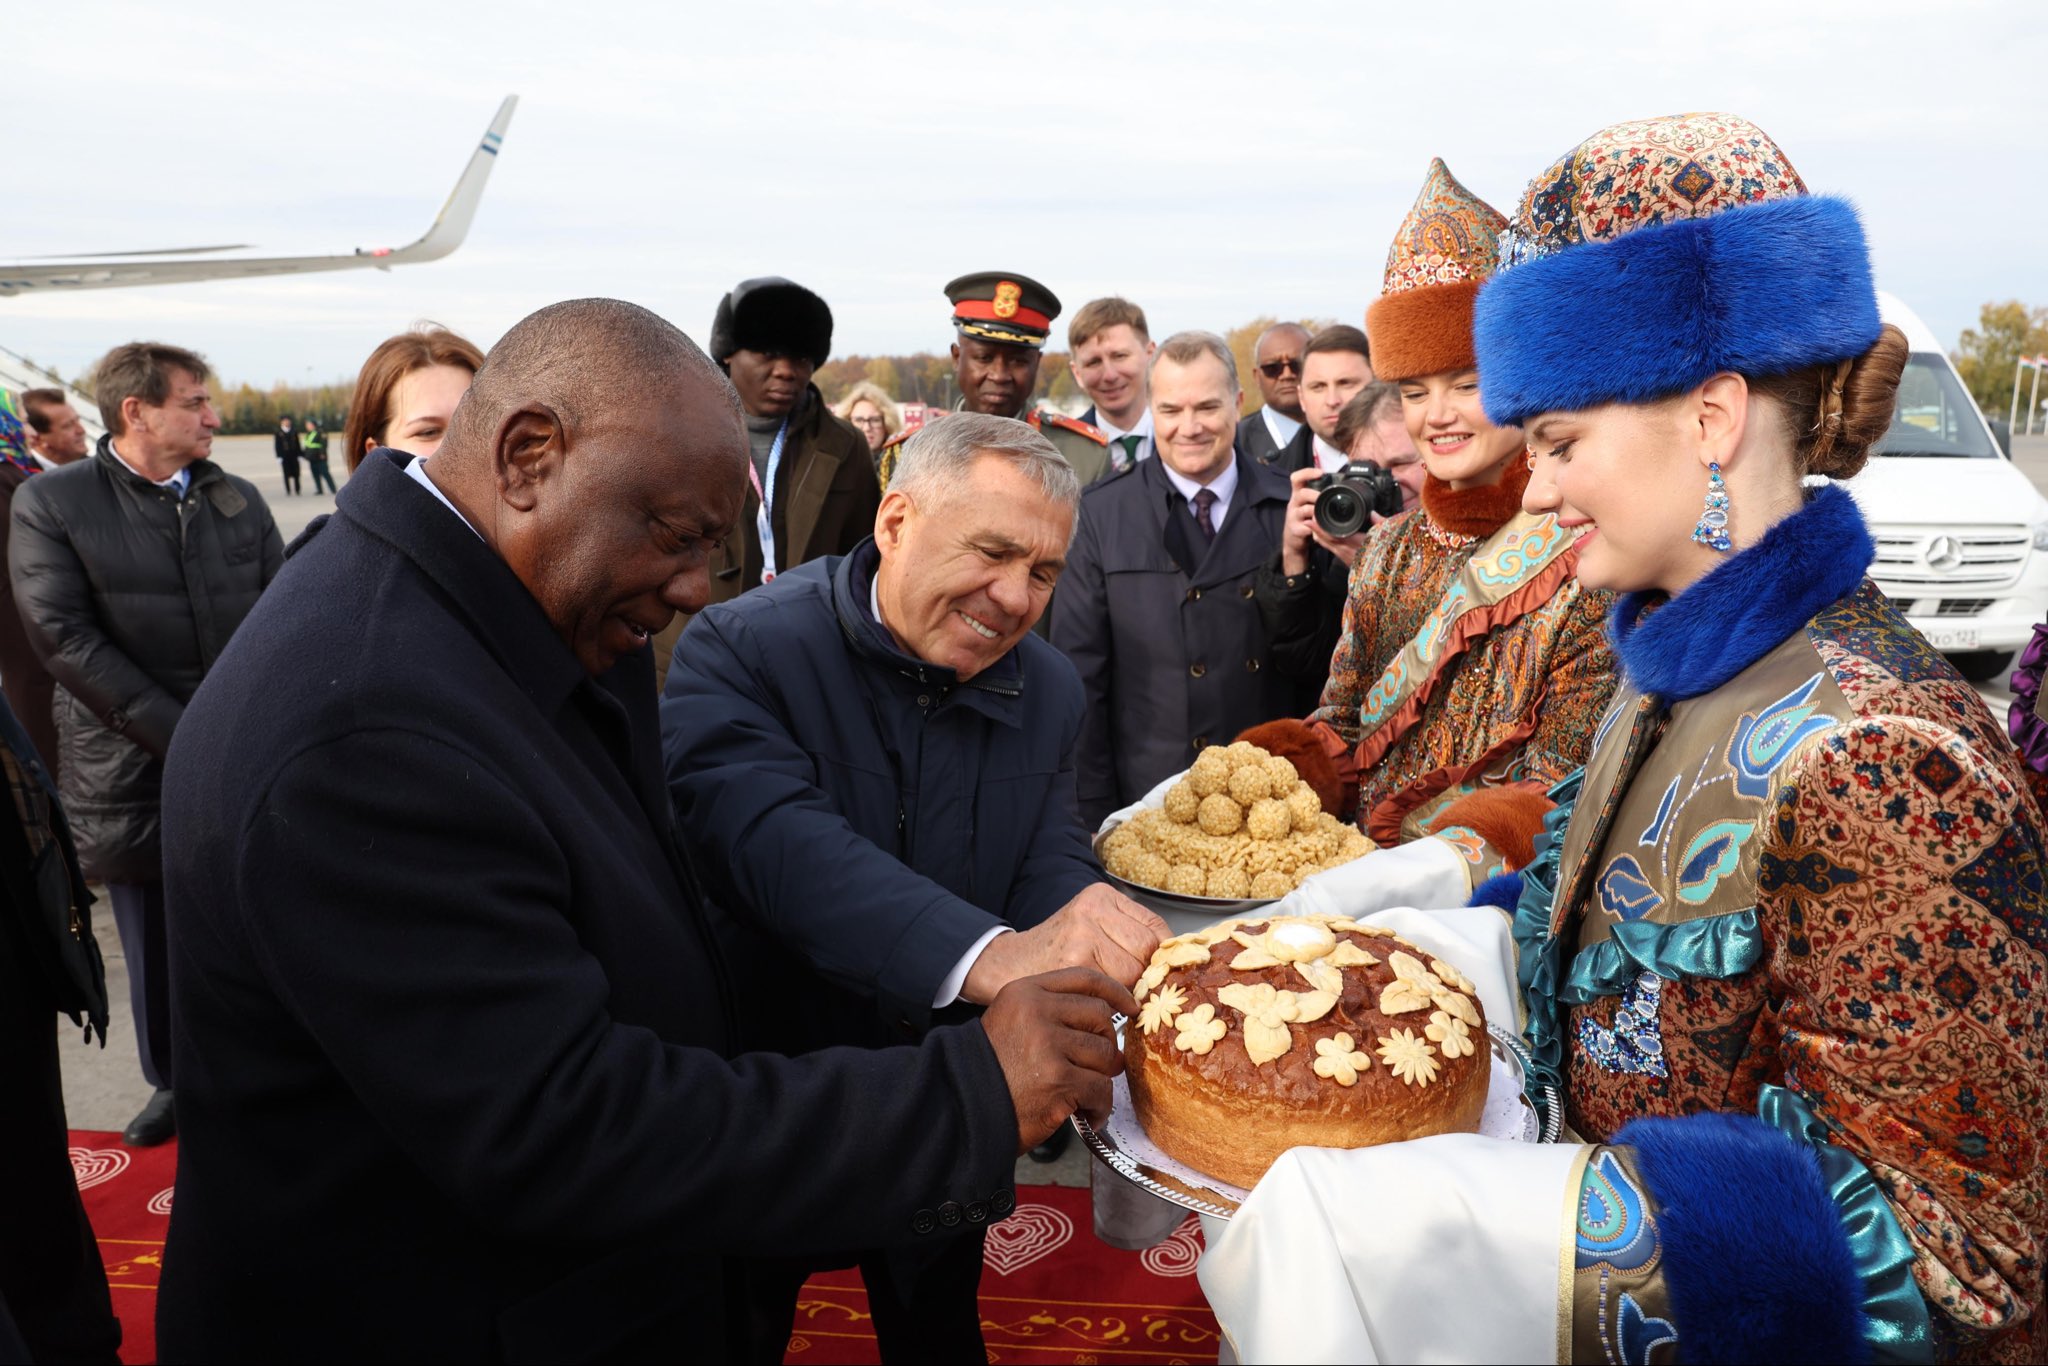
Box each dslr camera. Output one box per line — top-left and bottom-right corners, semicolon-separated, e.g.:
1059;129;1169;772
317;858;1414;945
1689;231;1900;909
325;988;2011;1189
1311;460;1404;538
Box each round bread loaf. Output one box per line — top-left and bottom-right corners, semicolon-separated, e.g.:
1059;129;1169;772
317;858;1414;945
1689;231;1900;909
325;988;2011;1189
1125;915;1488;1190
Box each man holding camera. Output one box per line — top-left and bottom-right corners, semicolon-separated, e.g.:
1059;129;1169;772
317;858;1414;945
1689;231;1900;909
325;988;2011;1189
1051;332;1306;829
1256;381;1420;695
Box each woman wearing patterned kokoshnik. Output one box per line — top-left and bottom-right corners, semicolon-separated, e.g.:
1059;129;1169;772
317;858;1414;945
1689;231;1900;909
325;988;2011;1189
1199;113;2046;1365
1241;159;1617;899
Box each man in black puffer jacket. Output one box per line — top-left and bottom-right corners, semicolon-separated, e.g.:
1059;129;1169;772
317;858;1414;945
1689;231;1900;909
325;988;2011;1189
7;341;281;1146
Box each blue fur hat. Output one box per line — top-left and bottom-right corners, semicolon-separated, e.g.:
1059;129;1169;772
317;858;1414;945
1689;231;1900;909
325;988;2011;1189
1474;113;1882;428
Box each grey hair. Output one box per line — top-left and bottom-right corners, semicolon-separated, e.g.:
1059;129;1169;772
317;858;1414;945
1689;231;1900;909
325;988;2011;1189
1147;329;1240;392
886;412;1080;510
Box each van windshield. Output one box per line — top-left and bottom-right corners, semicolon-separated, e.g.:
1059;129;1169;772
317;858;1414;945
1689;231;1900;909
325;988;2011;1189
1873;352;1998;458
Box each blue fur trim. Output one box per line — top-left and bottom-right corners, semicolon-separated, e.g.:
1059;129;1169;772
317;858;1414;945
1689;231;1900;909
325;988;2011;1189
1610;483;1873;701
1616;1113;1869;1364
1475;196;1881;427
1470;870;1524;912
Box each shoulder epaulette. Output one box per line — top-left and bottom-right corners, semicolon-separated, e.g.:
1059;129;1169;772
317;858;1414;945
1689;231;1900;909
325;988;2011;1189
875;426;923;490
1036;410;1109;444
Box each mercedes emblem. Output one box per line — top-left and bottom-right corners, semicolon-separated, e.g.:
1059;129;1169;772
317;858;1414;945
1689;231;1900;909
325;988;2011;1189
1924;535;1964;572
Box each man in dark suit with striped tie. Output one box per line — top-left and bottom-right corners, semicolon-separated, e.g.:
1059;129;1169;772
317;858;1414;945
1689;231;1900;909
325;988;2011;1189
1052;331;1307;829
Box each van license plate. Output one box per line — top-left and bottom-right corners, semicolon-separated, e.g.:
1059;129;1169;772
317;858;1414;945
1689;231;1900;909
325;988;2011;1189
1928;627;1980;651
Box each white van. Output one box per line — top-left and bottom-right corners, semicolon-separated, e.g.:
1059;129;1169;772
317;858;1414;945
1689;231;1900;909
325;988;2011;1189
1835;293;2048;681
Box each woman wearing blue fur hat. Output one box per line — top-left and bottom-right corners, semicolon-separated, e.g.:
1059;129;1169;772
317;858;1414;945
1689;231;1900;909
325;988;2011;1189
1197;114;2044;1365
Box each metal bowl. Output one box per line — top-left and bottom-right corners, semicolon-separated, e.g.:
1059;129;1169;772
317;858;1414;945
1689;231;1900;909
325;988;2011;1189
1090;824;1279;930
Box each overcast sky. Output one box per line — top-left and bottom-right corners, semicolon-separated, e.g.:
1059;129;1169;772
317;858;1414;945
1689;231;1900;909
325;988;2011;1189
7;0;2045;385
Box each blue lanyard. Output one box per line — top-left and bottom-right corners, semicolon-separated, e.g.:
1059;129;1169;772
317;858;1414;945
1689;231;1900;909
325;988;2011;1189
750;418;790;580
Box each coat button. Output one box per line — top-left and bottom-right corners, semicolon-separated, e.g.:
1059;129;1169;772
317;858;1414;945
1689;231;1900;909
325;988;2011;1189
917;695;931;708
966;1200;989;1224
912;1208;937;1235
1191;736;1209;751
1189;663;1206;678
1187;587;1202;602
992;1189;1015;1216
1246;658;1261;673
939;1201;963;1227
1241;584;1255;598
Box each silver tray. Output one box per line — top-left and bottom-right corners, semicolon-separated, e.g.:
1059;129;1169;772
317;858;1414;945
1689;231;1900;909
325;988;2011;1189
1073;1019;1562;1221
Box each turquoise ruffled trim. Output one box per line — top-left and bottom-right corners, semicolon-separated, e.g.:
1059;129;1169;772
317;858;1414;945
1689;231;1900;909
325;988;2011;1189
1556;908;1763;1004
1757;1085;1934;1363
1514;770;1766;1133
1512;771;1579;1131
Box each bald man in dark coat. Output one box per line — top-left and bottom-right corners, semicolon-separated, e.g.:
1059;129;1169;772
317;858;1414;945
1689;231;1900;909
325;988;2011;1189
156;300;1129;1363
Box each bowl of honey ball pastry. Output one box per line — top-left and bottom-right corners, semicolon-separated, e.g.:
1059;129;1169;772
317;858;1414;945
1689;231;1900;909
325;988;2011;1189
1094;741;1375;913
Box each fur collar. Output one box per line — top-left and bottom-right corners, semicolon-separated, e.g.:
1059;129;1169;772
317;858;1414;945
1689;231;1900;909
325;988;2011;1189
1611;483;1874;702
1420;456;1531;538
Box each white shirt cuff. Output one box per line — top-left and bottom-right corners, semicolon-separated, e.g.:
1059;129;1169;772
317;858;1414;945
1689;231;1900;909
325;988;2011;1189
933;926;1013;1007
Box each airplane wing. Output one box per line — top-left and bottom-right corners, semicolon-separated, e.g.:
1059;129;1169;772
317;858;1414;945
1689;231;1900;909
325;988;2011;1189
0;96;516;297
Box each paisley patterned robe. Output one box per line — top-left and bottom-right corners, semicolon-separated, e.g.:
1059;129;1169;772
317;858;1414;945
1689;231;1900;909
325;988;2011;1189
1515;489;2047;1362
1311;471;1616;871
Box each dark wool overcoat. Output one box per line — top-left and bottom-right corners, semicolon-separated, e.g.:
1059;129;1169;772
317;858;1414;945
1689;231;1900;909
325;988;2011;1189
156;453;1016;1362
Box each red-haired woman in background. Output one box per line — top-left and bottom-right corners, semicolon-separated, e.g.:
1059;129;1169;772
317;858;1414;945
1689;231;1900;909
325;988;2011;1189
342;324;484;472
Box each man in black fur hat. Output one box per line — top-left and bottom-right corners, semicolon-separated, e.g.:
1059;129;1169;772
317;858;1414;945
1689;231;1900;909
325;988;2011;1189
652;276;879;689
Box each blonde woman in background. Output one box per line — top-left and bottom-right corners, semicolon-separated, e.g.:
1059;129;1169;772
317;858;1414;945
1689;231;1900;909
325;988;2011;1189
834;380;900;463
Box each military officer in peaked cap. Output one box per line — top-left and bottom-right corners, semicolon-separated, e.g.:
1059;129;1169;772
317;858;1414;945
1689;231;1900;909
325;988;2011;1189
878;272;1113;488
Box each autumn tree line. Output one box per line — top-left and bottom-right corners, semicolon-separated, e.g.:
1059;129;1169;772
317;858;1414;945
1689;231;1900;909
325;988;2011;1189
16;361;356;437
821;304;2048;433
1953;301;2048;431
26;304;2048;436
812;317;1336;417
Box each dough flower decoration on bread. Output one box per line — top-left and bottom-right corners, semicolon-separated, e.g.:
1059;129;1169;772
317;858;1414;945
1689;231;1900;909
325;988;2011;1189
1431;958;1477;994
1380;950;1447;1014
1426;1009;1477;1059
1313;1033;1373;1086
1294;959;1344;996
1325;918;1396;938
1216;980;1338;1065
1376;1028;1441;1086
1388;950;1445;991
1229;917;1336;971
1328;940;1380;968
1138;984;1188;1035
1172;1004;1228;1055
1432;988;1481;1027
1157;937;1213;968
1379;979;1433;1015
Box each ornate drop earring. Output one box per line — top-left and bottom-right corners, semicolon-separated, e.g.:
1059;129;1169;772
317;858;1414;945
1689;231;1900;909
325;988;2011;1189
1690;462;1732;553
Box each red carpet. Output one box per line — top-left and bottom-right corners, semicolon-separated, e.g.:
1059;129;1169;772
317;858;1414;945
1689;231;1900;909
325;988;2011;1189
71;1133;1218;1366
68;1130;175;1365
785;1184;1220;1364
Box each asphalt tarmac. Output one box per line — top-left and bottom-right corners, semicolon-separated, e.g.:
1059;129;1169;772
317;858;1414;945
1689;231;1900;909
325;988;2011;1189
54;433;2048;1191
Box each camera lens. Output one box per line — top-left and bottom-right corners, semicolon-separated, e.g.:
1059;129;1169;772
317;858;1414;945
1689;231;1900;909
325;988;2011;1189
1316;487;1366;539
